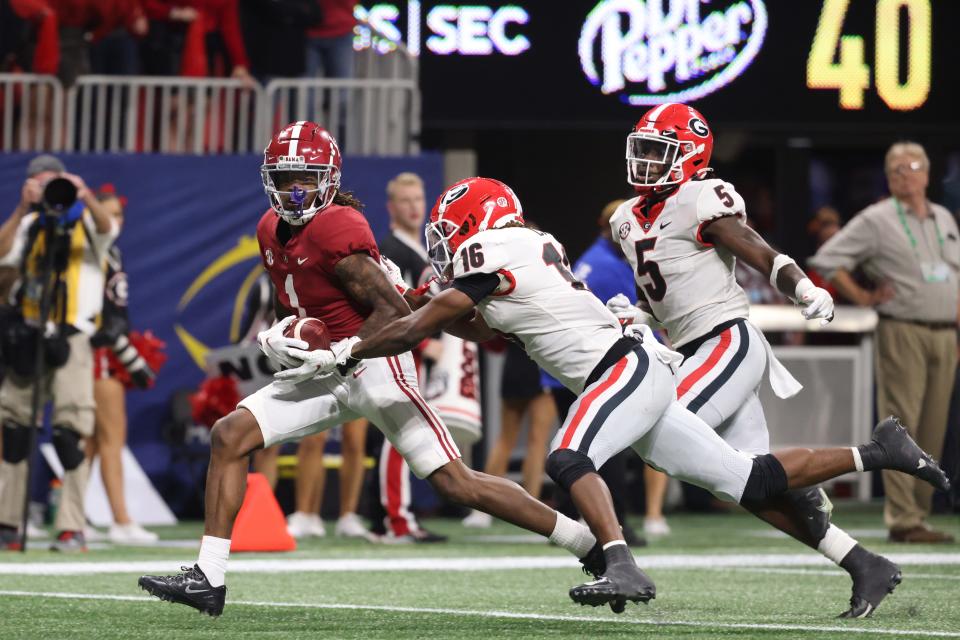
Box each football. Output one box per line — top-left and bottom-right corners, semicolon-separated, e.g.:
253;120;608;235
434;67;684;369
282;317;331;351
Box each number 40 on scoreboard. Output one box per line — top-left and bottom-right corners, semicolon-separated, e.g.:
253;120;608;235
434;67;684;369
806;0;931;111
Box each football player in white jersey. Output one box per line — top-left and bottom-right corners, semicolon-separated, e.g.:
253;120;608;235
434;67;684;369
278;177;950;614
606;102;899;618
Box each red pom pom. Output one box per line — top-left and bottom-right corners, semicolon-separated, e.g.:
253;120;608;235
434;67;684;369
189;375;241;428
282;317;331;351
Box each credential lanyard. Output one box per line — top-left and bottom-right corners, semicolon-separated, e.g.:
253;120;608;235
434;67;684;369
894;198;943;259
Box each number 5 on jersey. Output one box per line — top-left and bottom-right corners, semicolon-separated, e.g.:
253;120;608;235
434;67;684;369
634;238;667;301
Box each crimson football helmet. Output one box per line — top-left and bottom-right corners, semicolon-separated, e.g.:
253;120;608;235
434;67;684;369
261;121;341;225
626;103;713;193
425;177;523;279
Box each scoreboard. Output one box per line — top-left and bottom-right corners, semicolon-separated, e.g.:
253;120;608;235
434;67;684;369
355;1;955;129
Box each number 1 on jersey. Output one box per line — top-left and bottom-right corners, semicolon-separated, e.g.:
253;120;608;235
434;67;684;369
542;242;585;290
284;274;307;318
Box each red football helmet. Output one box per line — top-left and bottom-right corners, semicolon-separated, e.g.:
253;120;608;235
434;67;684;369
261;121;342;225
626;103;713;194
426;177;523;279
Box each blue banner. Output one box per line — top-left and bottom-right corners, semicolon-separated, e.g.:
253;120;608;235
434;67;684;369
0;152;444;513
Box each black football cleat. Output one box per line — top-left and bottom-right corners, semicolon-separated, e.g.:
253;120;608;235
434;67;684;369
868;417;951;491
569;561;656;612
579;542;605;579
138;564;226;617
839;547;902;619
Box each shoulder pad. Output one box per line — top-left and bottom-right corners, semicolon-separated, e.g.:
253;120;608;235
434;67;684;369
451;229;513;280
693;179;746;225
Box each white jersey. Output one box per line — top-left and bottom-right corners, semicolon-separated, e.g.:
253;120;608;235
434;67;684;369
609;178;750;348
451;226;623;393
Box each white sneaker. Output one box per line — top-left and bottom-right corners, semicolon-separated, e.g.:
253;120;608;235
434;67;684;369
335;513;372;539
643;517;671;537
286;511;316;539
461;510;493;528
84;525;108;542
109;522;159;545
308;514;327;538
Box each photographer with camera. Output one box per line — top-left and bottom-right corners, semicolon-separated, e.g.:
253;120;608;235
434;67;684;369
0;155;119;552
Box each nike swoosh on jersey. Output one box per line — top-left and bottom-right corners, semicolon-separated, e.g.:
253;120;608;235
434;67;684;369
352;366;367;378
660;220;673;229
297;257;308;265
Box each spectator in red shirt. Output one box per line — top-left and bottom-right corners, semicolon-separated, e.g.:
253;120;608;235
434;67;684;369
141;0;252;82
305;0;356;80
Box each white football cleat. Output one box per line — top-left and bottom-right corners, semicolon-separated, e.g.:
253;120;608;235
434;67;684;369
27;521;48;539
461;510;493;528
109;522;159;545
643;517;671;537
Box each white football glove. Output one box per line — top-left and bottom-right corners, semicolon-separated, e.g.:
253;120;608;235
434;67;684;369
380;256;409;295
606;294;657;327
623;323;683;368
257;316;307;370
795;278;834;326
274;336;362;385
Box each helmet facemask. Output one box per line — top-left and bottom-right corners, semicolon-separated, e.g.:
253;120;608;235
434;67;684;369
425;218;460;282
626;132;702;189
262;159;340;225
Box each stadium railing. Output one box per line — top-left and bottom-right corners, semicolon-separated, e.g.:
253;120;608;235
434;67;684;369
0;73;63;152
1;73;418;156
65;75;265;154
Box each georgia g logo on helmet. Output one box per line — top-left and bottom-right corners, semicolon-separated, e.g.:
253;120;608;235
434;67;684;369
261;121;342;225
625;103;714;194
425;177;524;280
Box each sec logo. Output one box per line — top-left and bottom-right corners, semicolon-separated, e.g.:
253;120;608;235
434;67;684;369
265;248;274;266
618;221;631;239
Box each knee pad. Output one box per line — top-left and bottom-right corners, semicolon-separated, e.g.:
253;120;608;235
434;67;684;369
784;487;832;543
546;449;597;492
52;425;85;471
741;453;788;502
1;421;32;463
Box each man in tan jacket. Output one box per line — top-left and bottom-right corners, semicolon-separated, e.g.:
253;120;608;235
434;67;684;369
810;141;958;543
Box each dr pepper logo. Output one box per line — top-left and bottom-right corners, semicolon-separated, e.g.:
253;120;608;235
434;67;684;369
578;0;768;105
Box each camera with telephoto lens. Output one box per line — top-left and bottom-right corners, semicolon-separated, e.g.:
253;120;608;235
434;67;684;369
40;177;78;216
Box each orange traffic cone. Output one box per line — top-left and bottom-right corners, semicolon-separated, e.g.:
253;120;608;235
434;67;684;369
230;473;296;552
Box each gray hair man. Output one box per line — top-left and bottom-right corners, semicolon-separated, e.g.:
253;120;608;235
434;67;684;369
810;141;959;543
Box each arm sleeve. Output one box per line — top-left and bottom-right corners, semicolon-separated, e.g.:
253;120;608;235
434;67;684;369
452;272;501;304
808;213;877;278
318;210;380;273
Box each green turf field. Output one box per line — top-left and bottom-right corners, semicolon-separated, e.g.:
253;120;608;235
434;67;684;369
1;507;958;639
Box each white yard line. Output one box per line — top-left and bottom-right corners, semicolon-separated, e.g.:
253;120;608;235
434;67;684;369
2;552;959;576
0;589;957;638
728;567;960;581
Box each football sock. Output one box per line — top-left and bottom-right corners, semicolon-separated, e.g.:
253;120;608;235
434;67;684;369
602;539;633;566
549;513;596;558
818;524;858;565
197;535;231;587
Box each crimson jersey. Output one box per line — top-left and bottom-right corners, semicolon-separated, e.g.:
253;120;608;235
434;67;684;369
256;204;381;340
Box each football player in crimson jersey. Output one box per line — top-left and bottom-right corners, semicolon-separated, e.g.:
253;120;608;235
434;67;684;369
283;176;949;613
606;104;904;618
138;123;605;617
